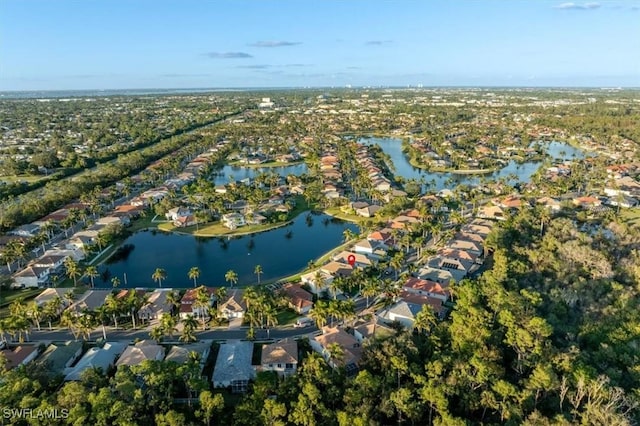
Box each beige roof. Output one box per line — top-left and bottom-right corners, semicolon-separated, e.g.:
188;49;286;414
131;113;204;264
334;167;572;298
332;251;372;266
321;261;353;276
115;340;164;367
261;340;298;365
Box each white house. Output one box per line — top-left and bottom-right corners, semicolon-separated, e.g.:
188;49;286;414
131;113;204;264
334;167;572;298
221;213;246;230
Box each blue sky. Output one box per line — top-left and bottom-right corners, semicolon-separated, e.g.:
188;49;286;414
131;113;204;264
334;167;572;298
1;0;639;90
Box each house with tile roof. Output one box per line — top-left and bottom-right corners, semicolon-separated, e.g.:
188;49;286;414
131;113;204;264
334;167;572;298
280;283;313;315
311;326;362;374
261;339;298;377
1;345;41;370
116;340;165;367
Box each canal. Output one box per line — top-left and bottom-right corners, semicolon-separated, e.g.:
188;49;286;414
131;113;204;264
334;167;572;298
361;137;585;190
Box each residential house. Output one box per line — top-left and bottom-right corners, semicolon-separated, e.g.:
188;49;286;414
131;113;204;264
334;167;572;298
138;289;173;322
356;204;382;218
173;215;197;228
8;224;41;238
311;326;362;374
332;251;373;268
179;287;217;320
212;341;255;393
1;345;41;370
477;205;506;221
219;289;246;319
116;340;165;367
417;267;455;285
221;213;246;230
321;261;353;277
573;196;602;209
165;341;211;373
34;288;72;313
66;290;112;315
260;339;298;377
12;266;49;288
35;341;83;375
403;277;450;302
65;342;127;381
377;300;423;328
165;207;192;221
300;269;334;296
446;239;484;258
352;318;394;344
280;283;313;314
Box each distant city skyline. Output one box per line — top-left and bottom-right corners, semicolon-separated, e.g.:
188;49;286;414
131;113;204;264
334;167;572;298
2;0;639;91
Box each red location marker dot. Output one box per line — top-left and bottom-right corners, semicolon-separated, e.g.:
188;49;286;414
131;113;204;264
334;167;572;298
347;254;356;267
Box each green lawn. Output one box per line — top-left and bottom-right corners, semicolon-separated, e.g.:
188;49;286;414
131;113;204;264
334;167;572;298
324;207;368;223
0;288;42;318
276;308;299;326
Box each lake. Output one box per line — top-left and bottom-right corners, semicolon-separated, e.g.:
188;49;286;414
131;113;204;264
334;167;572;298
211;163;308;186
361;137;585;190
97;212;357;289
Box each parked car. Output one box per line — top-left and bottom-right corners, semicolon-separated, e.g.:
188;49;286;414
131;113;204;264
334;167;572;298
293;317;313;328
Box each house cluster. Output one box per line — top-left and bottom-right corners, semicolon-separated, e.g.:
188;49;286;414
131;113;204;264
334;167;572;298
0;339;211;382
232;142;302;165
218;182;304;230
320;152;344;200
377;217;494;329
355;143;393;193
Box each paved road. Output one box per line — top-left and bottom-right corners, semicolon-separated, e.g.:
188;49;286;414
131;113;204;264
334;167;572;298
22;296;370;343
29;324;317;343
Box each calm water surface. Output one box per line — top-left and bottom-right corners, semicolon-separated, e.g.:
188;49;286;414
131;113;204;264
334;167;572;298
212;163;308;185
98;212;357;289
361;137;585;190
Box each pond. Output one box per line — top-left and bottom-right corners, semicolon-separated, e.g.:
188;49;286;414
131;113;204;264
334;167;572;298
96;212;357;289
211;163;308;186
361;137;586;190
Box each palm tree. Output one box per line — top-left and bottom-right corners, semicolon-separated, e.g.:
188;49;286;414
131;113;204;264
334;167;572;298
95;306;110;340
111;277;121;288
390;252;405;280
326;342;345;368
76;312;95;341
193;287;211;330
224;270;238;288
342;228;356;243
254;265;263;285
362;278;379;308
309;300;329;329
166;291;181;315
85;266;99;288
150;325;164;342
27;301;43;331
152;268;167;287
414;304;438;334
188;267;201;288
180;315;198;343
160;313;177;339
104;294;122;329
64;257;81;286
263;304;278;339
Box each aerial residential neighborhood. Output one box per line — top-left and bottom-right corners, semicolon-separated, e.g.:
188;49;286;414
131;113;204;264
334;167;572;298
1;0;639;423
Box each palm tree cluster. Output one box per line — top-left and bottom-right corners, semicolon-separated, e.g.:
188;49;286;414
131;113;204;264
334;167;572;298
308;299;356;329
242;287;279;339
